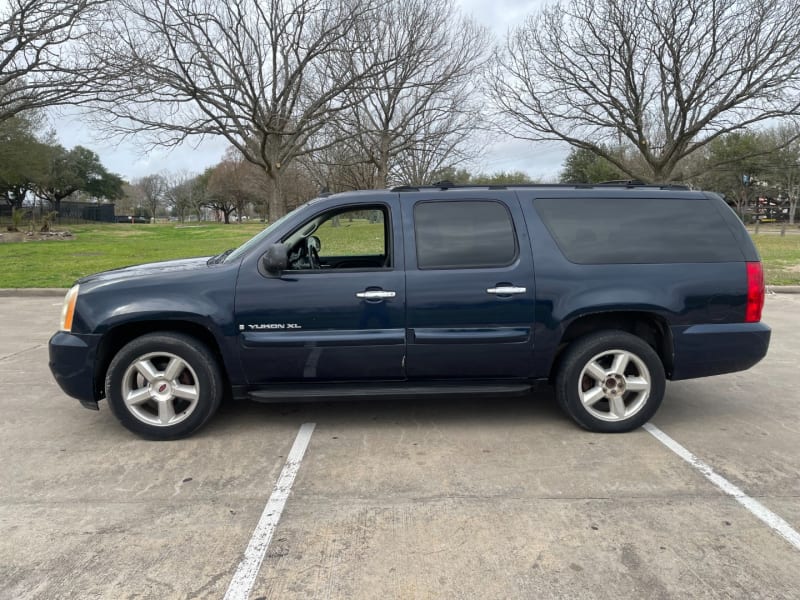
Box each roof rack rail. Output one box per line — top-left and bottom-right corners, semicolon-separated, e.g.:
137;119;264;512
597;179;691;190
597;179;646;186
430;180;455;189
389;182;691;192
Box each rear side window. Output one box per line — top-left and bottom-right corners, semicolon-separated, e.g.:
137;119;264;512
534;197;743;264
414;201;517;269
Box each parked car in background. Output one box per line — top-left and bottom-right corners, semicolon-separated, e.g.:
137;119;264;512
114;215;149;224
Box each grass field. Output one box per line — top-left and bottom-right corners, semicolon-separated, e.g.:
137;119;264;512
1;221;799;288
0;222;264;288
314;218;386;256
751;230;800;285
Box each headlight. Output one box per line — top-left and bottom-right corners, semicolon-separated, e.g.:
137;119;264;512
59;285;80;332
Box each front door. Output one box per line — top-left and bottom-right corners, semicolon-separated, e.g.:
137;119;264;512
402;193;536;379
235;200;406;384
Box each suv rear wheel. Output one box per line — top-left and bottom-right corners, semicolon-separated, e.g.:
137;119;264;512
555;330;665;433
105;333;223;440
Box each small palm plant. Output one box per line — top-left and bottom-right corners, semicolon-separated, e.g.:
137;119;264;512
40;211;59;232
8;207;30;232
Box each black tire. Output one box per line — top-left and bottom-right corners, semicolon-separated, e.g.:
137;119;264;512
105;332;223;440
555;330;665;433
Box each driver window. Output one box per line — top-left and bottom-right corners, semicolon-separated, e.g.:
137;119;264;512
285;205;390;271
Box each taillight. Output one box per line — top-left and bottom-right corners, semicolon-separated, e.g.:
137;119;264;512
745;261;765;323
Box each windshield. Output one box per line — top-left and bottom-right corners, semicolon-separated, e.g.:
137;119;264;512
222;202;309;263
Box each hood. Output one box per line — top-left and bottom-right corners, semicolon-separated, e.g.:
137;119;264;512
77;256;212;286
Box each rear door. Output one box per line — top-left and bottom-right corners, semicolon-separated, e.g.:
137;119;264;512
401;191;536;379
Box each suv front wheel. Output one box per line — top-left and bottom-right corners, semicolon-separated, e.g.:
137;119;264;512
555;330;665;433
105;332;223;440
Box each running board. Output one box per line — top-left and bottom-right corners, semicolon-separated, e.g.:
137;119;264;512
246;382;533;402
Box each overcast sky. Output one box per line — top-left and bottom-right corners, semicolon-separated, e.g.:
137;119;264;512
50;0;567;184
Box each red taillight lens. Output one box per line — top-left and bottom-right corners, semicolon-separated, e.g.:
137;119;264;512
745;261;765;323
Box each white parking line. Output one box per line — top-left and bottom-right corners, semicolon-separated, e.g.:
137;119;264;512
644;423;800;551
224;422;317;600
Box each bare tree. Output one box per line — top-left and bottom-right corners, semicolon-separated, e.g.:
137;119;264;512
205;151;264;224
0;1;106;122
133;174;167;221
300;141;380;192
489;0;800;183
393;112;485;186
164;170;197;222
328;0;490;188
116;182;144;217
270;162;319;215
90;0;395;221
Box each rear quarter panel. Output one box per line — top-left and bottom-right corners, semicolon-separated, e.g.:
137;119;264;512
516;190;749;378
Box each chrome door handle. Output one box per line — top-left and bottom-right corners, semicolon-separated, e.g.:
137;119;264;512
356;290;396;299
486;286;527;295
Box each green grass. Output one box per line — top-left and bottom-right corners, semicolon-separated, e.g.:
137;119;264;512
0;222;264;287
1;220;799;288
751;230;800;285
315;219;385;256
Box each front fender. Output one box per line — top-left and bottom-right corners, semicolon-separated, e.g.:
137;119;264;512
69;264;243;385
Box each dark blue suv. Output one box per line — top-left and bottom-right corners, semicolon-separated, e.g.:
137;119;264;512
49;184;770;439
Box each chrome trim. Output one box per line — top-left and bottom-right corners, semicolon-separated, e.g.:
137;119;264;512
356;290;396;299
486;286;527;295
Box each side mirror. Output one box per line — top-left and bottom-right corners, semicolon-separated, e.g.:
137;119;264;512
261;243;288;275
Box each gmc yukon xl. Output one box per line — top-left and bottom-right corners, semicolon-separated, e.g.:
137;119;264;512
49;183;770;439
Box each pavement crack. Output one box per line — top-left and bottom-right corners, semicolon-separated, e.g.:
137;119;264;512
0;343;45;363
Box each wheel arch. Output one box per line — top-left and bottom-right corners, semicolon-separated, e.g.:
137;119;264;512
548;310;673;381
94;320;229;401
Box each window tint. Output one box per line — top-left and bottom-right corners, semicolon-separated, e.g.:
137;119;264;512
534;197;743;264
414;201;517;269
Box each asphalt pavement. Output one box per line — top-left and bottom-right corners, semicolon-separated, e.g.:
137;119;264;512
1;294;799;599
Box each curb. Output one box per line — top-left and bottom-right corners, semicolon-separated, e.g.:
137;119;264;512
0;288;68;297
767;286;800;294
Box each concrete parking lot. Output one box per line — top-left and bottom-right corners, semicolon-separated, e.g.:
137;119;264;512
1;294;799;599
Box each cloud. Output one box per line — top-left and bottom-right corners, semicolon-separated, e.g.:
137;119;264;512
469;137;568;181
49;108;228;181
456;0;547;34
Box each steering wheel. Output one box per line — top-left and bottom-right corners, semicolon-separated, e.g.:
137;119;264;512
306;236;321;269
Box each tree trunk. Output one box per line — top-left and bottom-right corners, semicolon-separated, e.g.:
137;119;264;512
235;196;245;223
265;171;286;223
375;163;389;189
738;186;750;220
375;133;391;188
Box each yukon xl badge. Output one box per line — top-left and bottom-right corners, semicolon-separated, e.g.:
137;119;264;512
239;323;302;331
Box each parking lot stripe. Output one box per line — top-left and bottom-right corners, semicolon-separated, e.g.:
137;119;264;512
644;423;800;551
224;422;317;600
